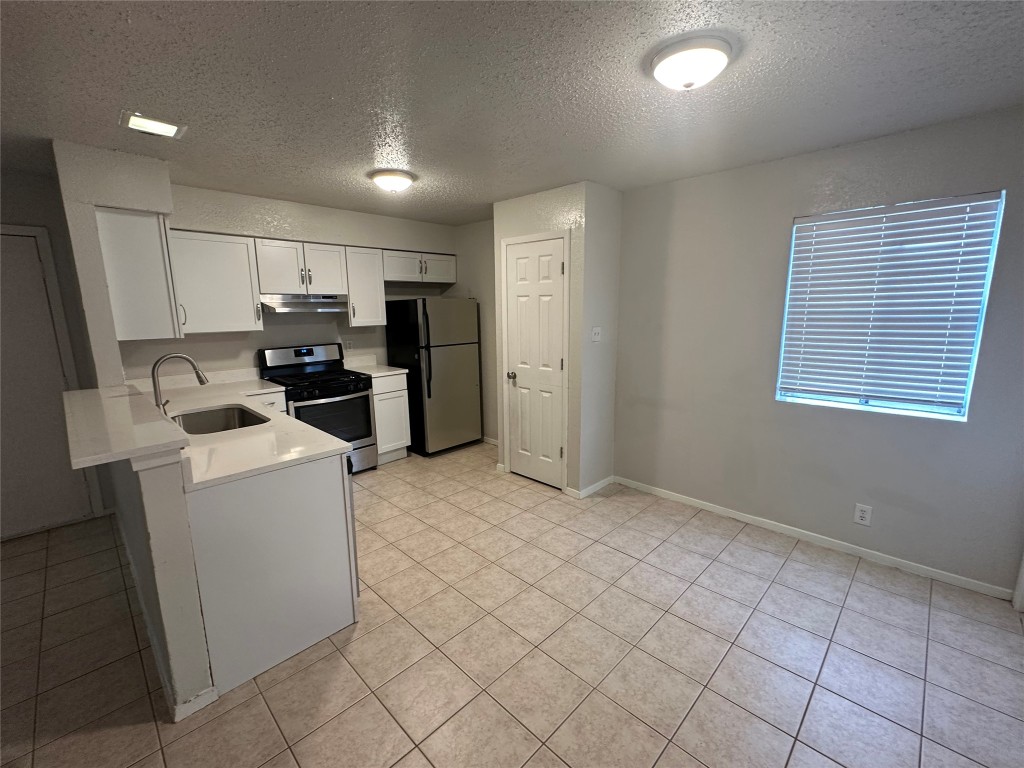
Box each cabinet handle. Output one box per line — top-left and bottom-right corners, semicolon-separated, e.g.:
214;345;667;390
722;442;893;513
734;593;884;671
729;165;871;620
418;260;422;274
307;269;313;285
300;267;306;285
351;303;356;318
255;302;262;321
424;260;428;275
178;304;187;326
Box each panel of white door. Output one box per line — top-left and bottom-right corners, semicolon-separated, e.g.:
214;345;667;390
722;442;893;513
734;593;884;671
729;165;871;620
344;247;386;326
1;233;93;536
255;238;305;294
374;390;412;453
382;250;423;282
302;243;347;294
421;253;457;283
505;238;565;488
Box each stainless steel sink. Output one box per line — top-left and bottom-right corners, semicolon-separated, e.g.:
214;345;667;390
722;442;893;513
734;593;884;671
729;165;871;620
171;405;271;435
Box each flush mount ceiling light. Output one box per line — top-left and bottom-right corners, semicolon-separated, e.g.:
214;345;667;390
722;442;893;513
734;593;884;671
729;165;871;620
370;169;415;192
118;109;187;138
650;35;733;91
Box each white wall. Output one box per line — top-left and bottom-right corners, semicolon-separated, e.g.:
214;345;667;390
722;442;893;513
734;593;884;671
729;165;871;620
451;219;498;441
614;106;1024;591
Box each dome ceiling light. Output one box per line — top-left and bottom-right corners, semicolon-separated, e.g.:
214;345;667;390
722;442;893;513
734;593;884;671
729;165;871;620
650;35;733;91
370;169;414;193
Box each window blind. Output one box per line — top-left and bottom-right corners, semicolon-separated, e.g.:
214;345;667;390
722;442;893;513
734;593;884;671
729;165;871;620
776;191;1004;420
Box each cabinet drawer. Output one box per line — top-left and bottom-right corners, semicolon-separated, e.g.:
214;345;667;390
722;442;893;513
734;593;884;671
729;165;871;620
371;373;408;395
246;391;286;413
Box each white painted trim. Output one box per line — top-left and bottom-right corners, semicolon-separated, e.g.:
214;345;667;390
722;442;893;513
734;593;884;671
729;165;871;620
564;476;615;500
613;475;1015;601
483;436;498;446
496;463;507;472
499;230;571;491
170;686;219;722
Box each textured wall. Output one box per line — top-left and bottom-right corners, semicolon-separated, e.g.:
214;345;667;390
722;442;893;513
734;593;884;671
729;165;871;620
614;107;1024;590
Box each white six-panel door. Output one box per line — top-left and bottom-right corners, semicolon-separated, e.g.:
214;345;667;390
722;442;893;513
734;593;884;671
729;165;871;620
505;238;565;487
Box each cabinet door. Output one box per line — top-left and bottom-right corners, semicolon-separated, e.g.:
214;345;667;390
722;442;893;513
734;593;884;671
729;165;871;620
95;208;182;340
383;250;423;282
168;231;263;333
421;254;457;283
374;390;411;452
303;243;347;295
344;247;386;327
255;238;305;294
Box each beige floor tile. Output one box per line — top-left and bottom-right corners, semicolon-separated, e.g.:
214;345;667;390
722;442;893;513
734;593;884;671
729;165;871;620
931;582;1022;634
735;611;828;681
819;644;924;731
923;683;1023;768
666;526;733;560
1;655;38;708
373;564;448;613
357;545;417;586
1;531;48;560
580;586;663;644
654;744;706;768
421;543;489;584
668;584;751;642
732;525;797;557
775;560;851;605
845;581;929;635
674;689;792;768
534;563;609;611
357;528;388;558
687;511;745;538
390;489;438;512
788;743;843;767
491;587;576;645
35;653;147;747
41;592;132;650
496;545;563;584
717;541;786;580
409;500;463;528
354;500;404;526
43;569;125;617
374;479;419;502
291;694;413;768
424;478;471;499
38;617;138;691
540;615;631;686
637;614;730;684
377;651;480;742
330;589;397;648
499;512;556;541
454;563;528;611
392;528;458;562
463;527;527;561
1;697;35;765
472;498;523;524
625;507;692;539
598;648;702;738
599;527;662;559
548;690;666;768
789;541;859;578
447;488;493;511
643;542;712;582
127;751;166;768
488;649;591;740
255;639;335;691
403;587;486;645
152;681;259;746
432;512;493;542
708;646;812;735
929;609;1024;672
33;695;159;768
340;617;432;689
570;543;638;583
525;746;570;768
799;687;919;768
853;560;931;604
532;527;594;560
2;569;46;603
529;498;582;525
46;531;116;567
919;738;986;767
45;550;122;590
615;562;689;610
393;749;433;768
421;692;539;768
759;584;840;638
263;653;369;744
927;640;1024;718
479;477;525;498
372;513;429;543
833;609;927;677
1;549;46;580
694;561;770;607
562;510;619;540
441;615;533;686
1;621;41;665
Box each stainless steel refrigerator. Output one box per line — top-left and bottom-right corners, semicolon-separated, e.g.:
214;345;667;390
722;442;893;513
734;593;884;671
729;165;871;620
385;297;482;455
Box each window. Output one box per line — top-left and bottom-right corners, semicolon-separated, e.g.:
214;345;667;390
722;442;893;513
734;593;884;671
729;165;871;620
776;191;1005;421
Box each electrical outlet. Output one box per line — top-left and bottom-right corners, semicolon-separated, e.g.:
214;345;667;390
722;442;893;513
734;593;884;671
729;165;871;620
854;504;873;526
591;326;602;342
345;340;354;351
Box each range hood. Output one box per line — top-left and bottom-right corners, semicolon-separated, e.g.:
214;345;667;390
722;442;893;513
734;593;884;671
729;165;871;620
260;294;348;314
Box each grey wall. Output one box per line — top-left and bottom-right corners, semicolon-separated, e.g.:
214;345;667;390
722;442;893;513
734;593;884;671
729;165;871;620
614;106;1024;590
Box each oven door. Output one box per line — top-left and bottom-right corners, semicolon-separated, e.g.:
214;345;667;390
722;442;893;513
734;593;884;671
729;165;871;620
289;392;376;450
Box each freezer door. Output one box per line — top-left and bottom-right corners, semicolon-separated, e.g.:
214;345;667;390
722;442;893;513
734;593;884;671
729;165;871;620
422;297;478;346
421;343;482;453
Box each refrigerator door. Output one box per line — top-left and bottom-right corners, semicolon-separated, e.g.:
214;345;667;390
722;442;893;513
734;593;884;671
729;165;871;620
422;297;478;347
421;342;482;453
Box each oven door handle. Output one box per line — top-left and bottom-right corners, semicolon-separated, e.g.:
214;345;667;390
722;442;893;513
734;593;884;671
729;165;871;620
288;391;371;409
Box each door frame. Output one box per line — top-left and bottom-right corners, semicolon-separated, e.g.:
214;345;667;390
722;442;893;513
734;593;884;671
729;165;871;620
1;224;104;519
499;230;571;490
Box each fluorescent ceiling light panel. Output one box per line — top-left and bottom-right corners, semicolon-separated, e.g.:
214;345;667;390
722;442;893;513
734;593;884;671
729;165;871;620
119;110;186;138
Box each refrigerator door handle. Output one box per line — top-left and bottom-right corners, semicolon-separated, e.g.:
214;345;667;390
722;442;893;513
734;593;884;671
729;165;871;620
425;346;432;399
422;301;431;349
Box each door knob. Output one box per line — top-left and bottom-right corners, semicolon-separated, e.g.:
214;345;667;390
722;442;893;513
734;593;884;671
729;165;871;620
507;371;517;380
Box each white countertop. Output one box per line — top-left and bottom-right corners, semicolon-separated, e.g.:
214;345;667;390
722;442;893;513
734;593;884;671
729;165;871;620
64;379;351;492
345;363;408;378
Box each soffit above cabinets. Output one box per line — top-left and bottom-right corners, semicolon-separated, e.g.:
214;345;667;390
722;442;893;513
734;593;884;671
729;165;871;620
2;2;1021;225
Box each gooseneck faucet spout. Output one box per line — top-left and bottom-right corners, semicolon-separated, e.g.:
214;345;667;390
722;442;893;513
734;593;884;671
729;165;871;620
151;354;209;415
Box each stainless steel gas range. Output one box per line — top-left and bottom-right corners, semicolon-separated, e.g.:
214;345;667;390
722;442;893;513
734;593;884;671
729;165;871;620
258;343;377;472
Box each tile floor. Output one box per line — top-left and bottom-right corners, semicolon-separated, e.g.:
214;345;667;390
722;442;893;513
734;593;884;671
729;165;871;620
2;441;1022;768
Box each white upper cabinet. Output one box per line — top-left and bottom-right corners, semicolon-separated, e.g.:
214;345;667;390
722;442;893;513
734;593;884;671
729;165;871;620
255;239;305;294
95;208;181;340
168;231;263;334
383;250;423;282
344;247;386;327
422;253;457;284
303;243;347;295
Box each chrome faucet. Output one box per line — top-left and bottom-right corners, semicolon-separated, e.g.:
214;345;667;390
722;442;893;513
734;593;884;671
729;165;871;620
151;353;209;414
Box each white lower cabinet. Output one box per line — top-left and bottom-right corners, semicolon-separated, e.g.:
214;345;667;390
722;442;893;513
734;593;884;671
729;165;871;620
373;375;411;455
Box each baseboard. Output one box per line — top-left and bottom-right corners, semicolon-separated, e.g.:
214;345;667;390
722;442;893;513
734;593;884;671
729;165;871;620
612;476;1015;602
170;686;218;722
564;476;615;500
483;437;498;446
496;463;506;472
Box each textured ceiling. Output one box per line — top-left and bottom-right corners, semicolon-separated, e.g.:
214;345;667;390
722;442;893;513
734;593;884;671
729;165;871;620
2;1;1022;225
